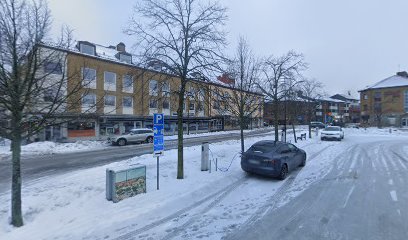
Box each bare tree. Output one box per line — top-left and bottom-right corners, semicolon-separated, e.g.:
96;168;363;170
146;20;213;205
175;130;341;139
257;51;307;141
0;0;96;227
125;0;227;179
211;37;261;152
298;78;324;138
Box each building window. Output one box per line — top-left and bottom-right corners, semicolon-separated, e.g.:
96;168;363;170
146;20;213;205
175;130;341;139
197;102;204;111
44;62;62;74
198;88;205;100
149;98;158;108
104;71;116;85
162;81;170;96
82;93;96;105
163;99;170;109
43;89;54;102
82;68;96;88
189;102;195;111
374;102;381;112
123;75;133;92
149;80;158;96
119;53;132;64
123;96;133;108
104;95;116;106
374;92;381;101
80;43;95;55
404;91;408;112
363;104;368;111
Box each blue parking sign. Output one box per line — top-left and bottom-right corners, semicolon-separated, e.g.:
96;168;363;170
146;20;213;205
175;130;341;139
154;113;164;125
153;113;164;156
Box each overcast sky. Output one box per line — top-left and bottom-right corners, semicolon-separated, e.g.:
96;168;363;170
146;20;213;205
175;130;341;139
47;0;408;97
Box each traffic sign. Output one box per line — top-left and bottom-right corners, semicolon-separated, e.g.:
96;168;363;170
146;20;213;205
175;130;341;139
153;113;164;156
154;113;164;125
153;113;164;190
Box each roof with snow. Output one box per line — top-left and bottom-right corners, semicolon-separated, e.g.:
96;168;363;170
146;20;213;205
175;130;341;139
362;72;408;91
319;97;345;103
331;94;359;101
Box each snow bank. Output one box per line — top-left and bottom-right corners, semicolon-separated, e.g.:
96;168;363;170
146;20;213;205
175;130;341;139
0;140;109;158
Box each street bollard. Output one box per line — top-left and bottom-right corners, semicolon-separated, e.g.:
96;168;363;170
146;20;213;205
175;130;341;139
201;142;209;171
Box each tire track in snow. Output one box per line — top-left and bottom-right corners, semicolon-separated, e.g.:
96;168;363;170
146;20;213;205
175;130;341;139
113;176;249;240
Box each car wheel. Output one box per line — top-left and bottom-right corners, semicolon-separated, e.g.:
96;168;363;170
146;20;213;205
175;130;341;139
278;164;288;180
321;137;324;141
146;136;153;143
299;154;306;167
117;138;127;146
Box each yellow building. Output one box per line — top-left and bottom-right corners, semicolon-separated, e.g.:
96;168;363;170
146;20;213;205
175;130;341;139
360;71;408;127
38;41;264;140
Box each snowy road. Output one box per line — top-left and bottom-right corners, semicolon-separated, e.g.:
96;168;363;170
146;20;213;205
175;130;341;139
2;129;408;240
225;136;408;240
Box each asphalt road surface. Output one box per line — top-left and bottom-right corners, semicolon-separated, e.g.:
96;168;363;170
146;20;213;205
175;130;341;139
0;129;272;193
226;137;408;240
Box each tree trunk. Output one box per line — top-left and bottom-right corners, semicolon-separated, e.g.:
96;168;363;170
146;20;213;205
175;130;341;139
273;100;279;141
308;111;312;138
11;133;23;227
177;85;186;179
240;118;245;153
292;123;297;143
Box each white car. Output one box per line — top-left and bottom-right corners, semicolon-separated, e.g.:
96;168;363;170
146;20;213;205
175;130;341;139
109;128;154;146
321;126;344;141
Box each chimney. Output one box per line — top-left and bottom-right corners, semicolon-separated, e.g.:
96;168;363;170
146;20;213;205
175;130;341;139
116;42;126;52
397;71;408;77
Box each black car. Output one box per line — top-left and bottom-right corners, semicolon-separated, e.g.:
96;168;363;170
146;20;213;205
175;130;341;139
241;141;306;180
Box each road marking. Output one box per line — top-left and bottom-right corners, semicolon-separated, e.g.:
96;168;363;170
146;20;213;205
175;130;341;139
342;185;355;208
390;190;398;202
388;179;394;186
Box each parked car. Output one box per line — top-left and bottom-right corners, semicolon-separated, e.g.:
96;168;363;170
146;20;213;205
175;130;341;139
109;128;154;146
241;140;307;180
310;121;326;129
321;126;344;141
345;123;360;129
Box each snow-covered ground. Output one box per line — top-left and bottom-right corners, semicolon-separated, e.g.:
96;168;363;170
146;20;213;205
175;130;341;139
1;127;408;239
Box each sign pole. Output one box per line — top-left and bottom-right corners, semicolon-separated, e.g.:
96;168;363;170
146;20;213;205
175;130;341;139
153;113;164;191
157;156;159;190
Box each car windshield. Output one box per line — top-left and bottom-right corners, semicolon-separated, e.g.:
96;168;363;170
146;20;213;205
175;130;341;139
324;127;340;131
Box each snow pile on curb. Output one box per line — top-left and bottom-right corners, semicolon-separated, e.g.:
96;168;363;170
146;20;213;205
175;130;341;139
0;140;109;157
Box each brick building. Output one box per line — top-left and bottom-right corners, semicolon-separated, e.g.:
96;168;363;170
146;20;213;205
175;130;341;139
360;71;408;127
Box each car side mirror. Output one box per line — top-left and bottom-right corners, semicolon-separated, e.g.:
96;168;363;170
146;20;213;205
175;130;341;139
281;149;290;154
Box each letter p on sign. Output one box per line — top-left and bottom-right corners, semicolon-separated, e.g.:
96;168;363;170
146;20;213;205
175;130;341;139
154;113;164;125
